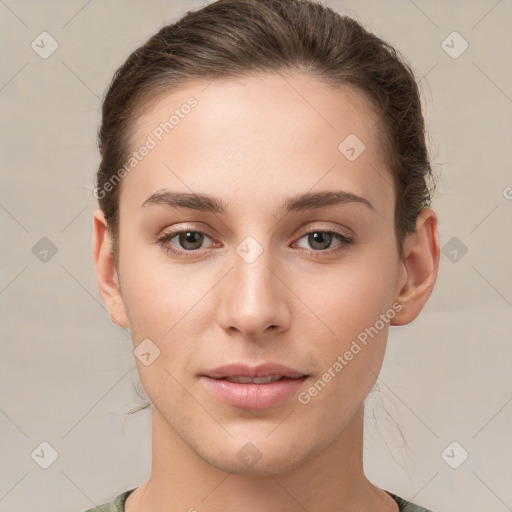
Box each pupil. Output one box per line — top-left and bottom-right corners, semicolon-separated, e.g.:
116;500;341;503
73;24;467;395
180;231;203;250
310;232;332;250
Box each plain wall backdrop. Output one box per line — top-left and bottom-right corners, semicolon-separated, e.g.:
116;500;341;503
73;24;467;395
1;1;511;511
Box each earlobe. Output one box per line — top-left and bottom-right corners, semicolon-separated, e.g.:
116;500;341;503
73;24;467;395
92;209;130;329
391;208;440;326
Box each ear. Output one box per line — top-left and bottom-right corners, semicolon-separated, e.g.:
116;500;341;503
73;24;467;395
92;209;130;329
391;208;440;326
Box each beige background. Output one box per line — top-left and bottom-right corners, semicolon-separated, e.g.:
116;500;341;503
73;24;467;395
1;1;511;511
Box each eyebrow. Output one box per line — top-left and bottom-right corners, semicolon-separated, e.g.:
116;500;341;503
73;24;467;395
141;189;374;215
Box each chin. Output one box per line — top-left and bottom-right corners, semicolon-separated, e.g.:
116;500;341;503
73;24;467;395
196;434;315;477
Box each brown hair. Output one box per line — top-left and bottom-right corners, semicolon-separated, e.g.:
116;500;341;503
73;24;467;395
96;0;435;265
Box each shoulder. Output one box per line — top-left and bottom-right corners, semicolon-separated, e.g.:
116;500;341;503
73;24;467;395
81;489;135;512
385;490;435;512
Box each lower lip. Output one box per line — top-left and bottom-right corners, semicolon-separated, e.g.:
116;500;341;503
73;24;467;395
200;376;308;409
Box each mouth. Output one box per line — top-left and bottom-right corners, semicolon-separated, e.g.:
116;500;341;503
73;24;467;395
202;362;307;380
221;375;297;384
200;363;309;409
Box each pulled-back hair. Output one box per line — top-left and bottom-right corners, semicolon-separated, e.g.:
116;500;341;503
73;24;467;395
96;0;435;264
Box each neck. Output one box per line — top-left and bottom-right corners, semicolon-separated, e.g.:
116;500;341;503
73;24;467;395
126;404;396;512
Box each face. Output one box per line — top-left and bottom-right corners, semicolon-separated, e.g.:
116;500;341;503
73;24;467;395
108;72;409;475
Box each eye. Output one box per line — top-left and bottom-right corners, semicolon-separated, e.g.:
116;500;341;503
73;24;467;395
157;227;353;258
157;228;215;256
294;230;353;254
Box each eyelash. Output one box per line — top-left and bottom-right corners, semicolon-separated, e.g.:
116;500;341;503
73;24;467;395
157;226;353;258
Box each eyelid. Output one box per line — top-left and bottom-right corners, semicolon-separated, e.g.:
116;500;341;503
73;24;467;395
158;223;215;239
157;222;354;256
158;222;352;242
157;224;217;247
295;221;353;239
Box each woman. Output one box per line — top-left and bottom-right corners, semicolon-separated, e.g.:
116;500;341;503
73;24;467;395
89;0;440;510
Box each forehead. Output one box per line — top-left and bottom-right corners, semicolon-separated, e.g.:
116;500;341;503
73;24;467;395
120;72;394;218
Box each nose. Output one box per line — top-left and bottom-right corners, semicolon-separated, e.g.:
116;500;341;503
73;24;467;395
215;239;292;340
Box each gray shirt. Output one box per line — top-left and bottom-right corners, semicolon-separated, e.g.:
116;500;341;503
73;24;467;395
83;488;434;511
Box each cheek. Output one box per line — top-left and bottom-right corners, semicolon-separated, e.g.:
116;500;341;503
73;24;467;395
304;251;398;340
298;268;394;424
118;241;198;336
118;246;210;390
298;246;398;404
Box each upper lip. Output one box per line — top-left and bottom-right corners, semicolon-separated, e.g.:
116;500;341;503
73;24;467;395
202;363;307;379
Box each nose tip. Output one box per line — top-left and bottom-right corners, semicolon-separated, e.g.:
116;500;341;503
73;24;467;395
215;253;291;339
228;314;280;339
